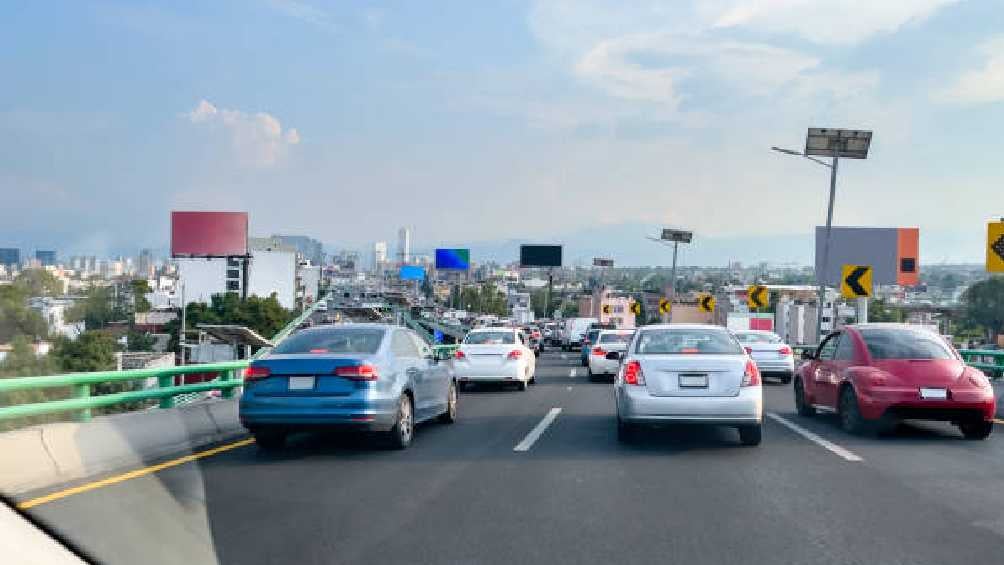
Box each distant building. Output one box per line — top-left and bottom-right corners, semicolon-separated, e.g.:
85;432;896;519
0;248;19;268
28;297;84;339
397;227;411;264
373;241;388;272
136;249;154;279
35;250;56;267
579;286;636;329
271;235;324;266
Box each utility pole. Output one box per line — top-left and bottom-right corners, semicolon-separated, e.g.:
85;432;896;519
178;281;186;366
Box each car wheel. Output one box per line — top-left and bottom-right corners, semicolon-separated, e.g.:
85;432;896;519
617;417;635;443
586;366;594;382
794;378;815;417
839;386;869;435
388;394;414;449
438;382;457;424
959;420;993;440
738;424;762;446
253;428;286;450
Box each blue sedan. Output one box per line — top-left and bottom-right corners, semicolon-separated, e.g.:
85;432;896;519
239;324;457;449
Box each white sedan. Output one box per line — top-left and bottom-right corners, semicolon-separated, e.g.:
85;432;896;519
453;328;537;391
587;329;635;380
733;330;795;384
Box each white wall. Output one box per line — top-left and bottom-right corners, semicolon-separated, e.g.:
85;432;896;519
248;249;296;309
299;265;321;305
177;258;229;306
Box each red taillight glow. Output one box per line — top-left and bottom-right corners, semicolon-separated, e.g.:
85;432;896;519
592;347;607;356
335;364;379;381
455;350;466;360
681;347;699;354
244;366;271;381
507;349;522;360
623;360;644;385
744;346;753;355
778;346;792;356
742;359;761;387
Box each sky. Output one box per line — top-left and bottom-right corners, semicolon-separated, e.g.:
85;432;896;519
2;0;1003;265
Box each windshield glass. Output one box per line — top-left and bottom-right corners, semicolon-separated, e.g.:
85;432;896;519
860;328;955;360
735;332;781;344
465;331;515;345
636;329;744;355
272;328;385;354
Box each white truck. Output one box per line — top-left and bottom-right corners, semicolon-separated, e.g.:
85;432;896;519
561;317;599;351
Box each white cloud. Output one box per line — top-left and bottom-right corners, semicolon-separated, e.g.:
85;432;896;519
708;0;959;44
269;0;337;33
937;35;1004;104
183;99;300;167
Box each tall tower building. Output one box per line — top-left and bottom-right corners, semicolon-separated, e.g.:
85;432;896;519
373;241;387;271
397;227;411;264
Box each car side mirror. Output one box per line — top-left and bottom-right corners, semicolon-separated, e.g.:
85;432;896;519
606;351;622;361
801;350;815;361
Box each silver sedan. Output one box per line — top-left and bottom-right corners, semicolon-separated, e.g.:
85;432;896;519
614;324;763;446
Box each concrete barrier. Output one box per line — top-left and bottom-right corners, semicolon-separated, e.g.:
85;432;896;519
0;399;245;496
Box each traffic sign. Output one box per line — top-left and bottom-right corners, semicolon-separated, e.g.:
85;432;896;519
698;293;715;313
747;285;768;309
658;298;671;315
841;265;873;299
602;304;611;315
630;302;642;316
988;221;1004;273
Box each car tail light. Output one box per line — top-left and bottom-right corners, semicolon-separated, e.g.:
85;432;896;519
623;360;644;385
455;350;466;360
742;359;761;387
778;346;792;356
507;349;522;360
592;347;607;356
335;364;379;381
244;366;271;381
744;346;753;355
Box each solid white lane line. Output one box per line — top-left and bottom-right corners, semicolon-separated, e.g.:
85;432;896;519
569;368;577;378
514;408;562;452
766;412;863;462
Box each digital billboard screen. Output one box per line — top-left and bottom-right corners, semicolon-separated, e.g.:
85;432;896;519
435;248;470;270
519;245;562;268
399;265;426;281
171;211;249;257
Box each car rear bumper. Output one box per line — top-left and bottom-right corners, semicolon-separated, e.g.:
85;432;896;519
588;356;620;375
454;364;524;381
857;387;996;421
752;358;795;374
616;384;763;424
239;395;399;431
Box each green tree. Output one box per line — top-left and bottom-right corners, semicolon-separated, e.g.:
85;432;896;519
0;335;65;431
164;293;294;353
961;277;1004;342
13;269;64;297
66;286;125;330
869;299;904;323
130;279;152;313
0;285;48;342
51;332;117;373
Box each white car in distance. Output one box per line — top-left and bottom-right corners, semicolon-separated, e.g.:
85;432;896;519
587;329;634;380
733;330;795;384
453;328;537;390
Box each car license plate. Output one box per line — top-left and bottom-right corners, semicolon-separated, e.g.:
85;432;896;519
679;374;709;388
919;387;947;400
288;376;315;390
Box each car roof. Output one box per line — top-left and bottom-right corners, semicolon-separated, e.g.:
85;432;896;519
638;323;729;331
598;329;634;334
295;322;390;332
468;327;516;333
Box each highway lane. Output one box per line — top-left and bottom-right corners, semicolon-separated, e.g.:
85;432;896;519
18;352;1004;564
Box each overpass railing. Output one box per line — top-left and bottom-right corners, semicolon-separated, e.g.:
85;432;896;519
0;293;332;425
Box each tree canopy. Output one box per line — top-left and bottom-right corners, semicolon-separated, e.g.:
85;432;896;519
961;277;1004;341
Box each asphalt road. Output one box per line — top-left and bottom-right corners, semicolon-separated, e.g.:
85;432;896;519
18;351;1004;565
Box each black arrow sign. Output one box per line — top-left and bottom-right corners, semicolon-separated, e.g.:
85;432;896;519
845;266;870;296
700;295;713;311
751;286;766;308
993;235;1004;261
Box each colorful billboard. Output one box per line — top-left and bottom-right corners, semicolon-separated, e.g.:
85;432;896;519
519;245;562;268
814;226;919;286
435;248;470;270
171;211;249;257
399;265;426;281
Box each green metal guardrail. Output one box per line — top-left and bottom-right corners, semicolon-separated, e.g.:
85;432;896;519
0;292;334;424
958;349;1004;378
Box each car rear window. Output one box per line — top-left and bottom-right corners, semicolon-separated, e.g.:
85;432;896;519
736;333;781;344
859;328;954;360
273;328;385;354
465;331;515;345
598;333;632;344
636;329;744;355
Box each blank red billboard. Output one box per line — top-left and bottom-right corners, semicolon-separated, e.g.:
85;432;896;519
171;211;248;257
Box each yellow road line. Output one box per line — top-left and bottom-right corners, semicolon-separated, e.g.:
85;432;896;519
993;418;1004;425
18;437;256;510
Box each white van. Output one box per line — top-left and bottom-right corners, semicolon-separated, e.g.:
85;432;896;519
562;317;599;351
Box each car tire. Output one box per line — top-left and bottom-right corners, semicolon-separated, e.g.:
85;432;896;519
738;424;762;446
959;420;993;440
839;386;870;435
516;377;528;391
387;394;414;449
794;378;815;417
587;366;595;382
253;428;286;450
617;417;635;443
438;382;457;424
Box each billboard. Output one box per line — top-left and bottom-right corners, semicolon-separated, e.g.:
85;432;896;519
814;227;918;286
399;265;426;281
435;248;470;270
171;211;249;257
520;245;562;268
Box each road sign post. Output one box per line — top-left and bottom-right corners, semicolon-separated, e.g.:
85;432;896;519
841;264;873;299
988;221;1004;273
698;293;716;314
747;285;768;311
654;229;693;323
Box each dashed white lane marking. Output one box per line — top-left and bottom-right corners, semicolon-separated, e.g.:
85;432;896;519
560;353;568;360
566;386;573;391
766;412;863;462
514;408;562;452
569;368;577;378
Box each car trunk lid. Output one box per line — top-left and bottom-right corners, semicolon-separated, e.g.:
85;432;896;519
640;354;747;397
251;354;373;396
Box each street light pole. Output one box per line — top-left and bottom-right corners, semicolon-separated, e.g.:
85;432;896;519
817;148;839;341
669;240;679;323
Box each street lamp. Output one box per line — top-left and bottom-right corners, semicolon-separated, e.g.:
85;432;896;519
772;128;873;342
648;228;693;323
